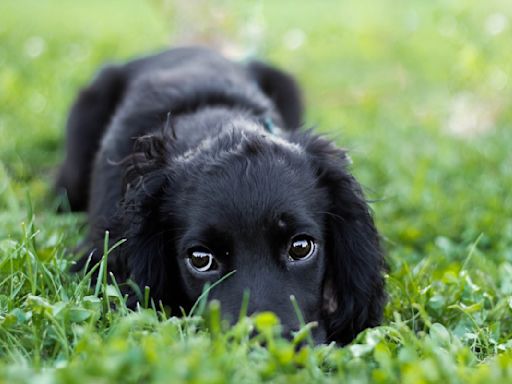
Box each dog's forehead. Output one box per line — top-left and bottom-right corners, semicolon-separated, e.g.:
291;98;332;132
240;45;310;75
200;160;314;222
175;135;323;232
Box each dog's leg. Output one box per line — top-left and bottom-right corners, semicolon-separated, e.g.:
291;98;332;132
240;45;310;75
56;65;126;211
247;61;303;131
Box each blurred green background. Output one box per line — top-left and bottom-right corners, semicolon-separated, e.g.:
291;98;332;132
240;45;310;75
1;0;512;382
1;0;511;245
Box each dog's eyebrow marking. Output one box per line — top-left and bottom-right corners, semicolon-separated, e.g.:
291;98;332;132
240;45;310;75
173;118;303;164
235;119;303;154
173;136;217;163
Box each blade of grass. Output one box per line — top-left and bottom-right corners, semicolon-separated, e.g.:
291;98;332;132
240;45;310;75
188;269;237;317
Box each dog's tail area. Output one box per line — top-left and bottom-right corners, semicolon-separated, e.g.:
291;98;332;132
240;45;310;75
247;60;304;131
55;65;127;211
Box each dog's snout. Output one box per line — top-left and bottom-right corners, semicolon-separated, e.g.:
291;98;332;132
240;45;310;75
210;287;327;343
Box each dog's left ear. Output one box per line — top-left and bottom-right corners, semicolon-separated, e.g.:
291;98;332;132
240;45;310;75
247;60;303;130
302;134;387;345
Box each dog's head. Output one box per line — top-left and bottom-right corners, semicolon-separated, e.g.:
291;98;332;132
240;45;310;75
114;115;385;344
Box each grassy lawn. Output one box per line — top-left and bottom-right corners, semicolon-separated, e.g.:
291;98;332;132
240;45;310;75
1;0;512;382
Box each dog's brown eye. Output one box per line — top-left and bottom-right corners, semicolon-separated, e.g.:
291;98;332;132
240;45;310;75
187;248;216;272
288;236;316;261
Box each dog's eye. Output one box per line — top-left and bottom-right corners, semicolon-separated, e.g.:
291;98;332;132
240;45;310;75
187;248;217;272
288;236;316;261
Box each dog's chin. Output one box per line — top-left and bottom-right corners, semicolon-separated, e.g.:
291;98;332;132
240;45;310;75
280;323;327;345
312;325;327;345
218;306;329;345
244;320;326;345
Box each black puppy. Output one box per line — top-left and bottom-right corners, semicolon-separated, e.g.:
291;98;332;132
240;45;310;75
56;47;386;344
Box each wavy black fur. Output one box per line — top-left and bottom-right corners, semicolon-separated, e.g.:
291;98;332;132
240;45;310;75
57;47;386;344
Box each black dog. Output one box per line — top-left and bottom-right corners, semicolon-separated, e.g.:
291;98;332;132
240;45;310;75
56;47;386;344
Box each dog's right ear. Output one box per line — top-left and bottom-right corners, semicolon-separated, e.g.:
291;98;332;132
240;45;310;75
111;129;185;308
247;60;303;130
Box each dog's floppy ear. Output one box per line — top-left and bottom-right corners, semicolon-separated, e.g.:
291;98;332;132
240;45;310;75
247;60;303;130
110;129;185;308
303;135;386;344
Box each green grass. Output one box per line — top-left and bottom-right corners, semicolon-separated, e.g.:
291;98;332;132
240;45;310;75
1;0;512;382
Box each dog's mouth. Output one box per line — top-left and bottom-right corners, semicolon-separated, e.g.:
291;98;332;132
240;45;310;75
257;321;327;345
209;306;327;345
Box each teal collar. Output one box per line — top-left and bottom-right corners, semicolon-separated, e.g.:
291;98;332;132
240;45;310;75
261;116;275;134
